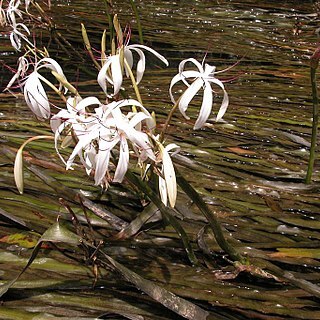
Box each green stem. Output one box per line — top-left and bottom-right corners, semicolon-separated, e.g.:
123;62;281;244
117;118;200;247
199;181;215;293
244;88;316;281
37;74;68;103
160;99;180;142
306;65;319;183
175;168;245;263
129;0;144;44
102;0;114;48
124;58;143;104
125;170;199;266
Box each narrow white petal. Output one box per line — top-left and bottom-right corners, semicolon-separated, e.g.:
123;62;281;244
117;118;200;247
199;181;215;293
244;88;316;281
178;78;203;118
111;55;123;95
160;144;177;208
128;112;151;128
169;73;184;104
84;144;97;175
127;47;145;84
76;96;101;112
94;137;119;185
124;49;133;77
37;58;63;75
169;70;202;104
37;57;67;92
97;57;113;94
66;129;99;170
178;58;203;77
127;44;168;66
94;148;111;185
207;78;229;121
216;89;229;121
194;81;213;130
125;128;155;161
113;135;129;182
24;72;50;119
158;174;167;207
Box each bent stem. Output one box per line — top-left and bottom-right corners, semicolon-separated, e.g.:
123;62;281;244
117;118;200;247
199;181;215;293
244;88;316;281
14;135;55;194
175;168;245;263
306;52;320;183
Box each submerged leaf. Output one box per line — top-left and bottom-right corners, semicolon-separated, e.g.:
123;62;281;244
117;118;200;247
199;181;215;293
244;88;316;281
0;221;81;298
100;252;209;320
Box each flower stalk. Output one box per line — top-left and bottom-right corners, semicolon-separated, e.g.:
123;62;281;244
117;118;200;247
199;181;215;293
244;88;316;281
175;168;245;263
306;46;320;184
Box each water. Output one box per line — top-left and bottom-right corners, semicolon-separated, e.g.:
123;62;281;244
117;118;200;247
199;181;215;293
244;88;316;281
0;1;320;319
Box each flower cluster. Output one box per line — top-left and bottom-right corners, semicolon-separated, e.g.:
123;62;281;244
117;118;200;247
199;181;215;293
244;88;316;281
1;0;33;50
12;20;230;208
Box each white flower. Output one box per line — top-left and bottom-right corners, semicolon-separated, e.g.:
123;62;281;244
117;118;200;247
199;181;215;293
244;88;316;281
5;0;32;51
169;58;229;130
98;43;168;96
157;142;180;208
9;21;30;50
23;58;68;120
50;96;101;166
65;99;156;186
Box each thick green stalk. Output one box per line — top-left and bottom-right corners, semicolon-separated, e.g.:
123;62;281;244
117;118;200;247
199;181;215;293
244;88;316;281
129;0;144;44
124;58;143;104
175;168;245;263
306;48;320;183
125;170;199;266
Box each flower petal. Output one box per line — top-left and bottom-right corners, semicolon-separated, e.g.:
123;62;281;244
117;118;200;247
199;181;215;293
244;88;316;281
194;81;213;130
178;78;203;119
24;72;50;120
126;47;145;84
208;78;229;121
110;54;123;95
124;48;133;77
76;96;101;113
160;143;177;207
127;44;169;66
97;54;122;94
94;136;119;185
113;135;129;183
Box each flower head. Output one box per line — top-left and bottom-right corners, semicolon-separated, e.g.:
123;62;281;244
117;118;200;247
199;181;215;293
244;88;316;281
23;58;67;120
156;140;180;208
98;42;168;96
60;99;156;186
169;58;229;130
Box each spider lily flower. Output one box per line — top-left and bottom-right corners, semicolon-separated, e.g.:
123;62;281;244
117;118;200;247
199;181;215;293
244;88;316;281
65;99;156;186
169;58;229;130
23;58;68;120
6;0;22;26
98;43;168;96
157;141;180;208
50;96;101;165
9;22;31;50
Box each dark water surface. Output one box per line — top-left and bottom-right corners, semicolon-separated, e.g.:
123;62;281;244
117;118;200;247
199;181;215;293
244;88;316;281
1;1;320;319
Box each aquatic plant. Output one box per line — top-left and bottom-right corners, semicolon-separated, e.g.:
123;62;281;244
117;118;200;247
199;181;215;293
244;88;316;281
0;0;47;50
169;57;229;130
13;16;232;213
